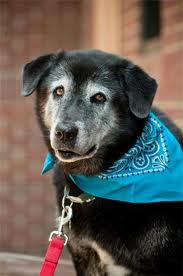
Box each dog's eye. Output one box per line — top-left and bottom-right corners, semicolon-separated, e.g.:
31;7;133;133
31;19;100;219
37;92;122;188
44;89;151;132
91;93;106;104
54;86;64;97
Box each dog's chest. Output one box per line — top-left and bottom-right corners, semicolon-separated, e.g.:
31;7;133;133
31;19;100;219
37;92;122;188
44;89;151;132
92;241;130;276
67;228;130;276
58;187;131;274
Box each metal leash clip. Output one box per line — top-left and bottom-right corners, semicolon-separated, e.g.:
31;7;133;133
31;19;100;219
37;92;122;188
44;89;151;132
49;185;95;245
49;186;72;245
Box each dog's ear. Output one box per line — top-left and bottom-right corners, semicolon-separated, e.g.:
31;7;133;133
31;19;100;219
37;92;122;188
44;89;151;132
123;64;157;118
21;53;55;96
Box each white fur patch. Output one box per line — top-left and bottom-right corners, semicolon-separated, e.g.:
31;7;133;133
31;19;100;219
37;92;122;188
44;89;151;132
91;242;130;276
44;75;73;128
65;229;130;276
49;76;73;94
85;81;111;100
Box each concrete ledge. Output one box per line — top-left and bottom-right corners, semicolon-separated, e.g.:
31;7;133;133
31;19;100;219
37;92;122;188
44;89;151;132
0;252;76;276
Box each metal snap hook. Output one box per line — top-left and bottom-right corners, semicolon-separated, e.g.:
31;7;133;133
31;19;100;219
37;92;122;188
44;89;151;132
49;231;68;246
58;205;73;233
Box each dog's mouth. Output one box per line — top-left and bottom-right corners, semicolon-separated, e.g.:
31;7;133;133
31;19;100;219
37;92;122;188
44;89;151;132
56;145;98;162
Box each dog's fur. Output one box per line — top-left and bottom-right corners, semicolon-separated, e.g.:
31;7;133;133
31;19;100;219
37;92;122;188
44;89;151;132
22;50;183;275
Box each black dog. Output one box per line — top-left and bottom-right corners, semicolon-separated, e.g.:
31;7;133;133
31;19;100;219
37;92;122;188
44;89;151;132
22;50;183;275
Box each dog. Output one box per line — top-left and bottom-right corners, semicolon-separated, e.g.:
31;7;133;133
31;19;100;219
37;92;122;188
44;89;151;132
22;50;183;275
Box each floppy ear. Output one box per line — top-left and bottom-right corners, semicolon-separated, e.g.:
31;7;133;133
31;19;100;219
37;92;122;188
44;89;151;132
123;64;157;118
21;53;55;96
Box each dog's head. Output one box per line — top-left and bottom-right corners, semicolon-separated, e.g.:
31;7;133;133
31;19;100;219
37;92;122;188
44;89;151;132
22;50;157;175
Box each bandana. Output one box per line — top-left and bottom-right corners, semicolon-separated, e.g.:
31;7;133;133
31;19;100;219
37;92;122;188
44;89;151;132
42;112;183;203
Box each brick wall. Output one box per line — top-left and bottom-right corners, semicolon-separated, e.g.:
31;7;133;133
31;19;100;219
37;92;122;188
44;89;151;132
0;0;82;255
0;0;182;256
124;0;183;129
90;0;183;128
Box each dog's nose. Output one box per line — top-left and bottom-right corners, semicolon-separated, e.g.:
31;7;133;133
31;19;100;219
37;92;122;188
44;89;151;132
55;126;78;142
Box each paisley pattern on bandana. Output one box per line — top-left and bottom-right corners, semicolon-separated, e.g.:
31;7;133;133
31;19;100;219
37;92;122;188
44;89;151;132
99;116;169;179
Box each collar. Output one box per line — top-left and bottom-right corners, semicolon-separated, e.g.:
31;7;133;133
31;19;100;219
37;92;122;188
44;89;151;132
42;112;183;203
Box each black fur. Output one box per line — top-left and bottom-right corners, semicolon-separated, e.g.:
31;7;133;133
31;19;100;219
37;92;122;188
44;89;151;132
22;50;183;275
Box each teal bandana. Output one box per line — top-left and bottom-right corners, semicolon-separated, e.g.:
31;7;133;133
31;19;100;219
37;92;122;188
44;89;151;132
42;113;183;203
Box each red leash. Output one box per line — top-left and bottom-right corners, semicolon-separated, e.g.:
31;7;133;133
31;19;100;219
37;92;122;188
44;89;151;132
40;236;65;276
40;187;72;276
39;185;96;275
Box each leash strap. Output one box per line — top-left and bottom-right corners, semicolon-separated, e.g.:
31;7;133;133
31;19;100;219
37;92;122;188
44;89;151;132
40;236;64;276
40;186;94;275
